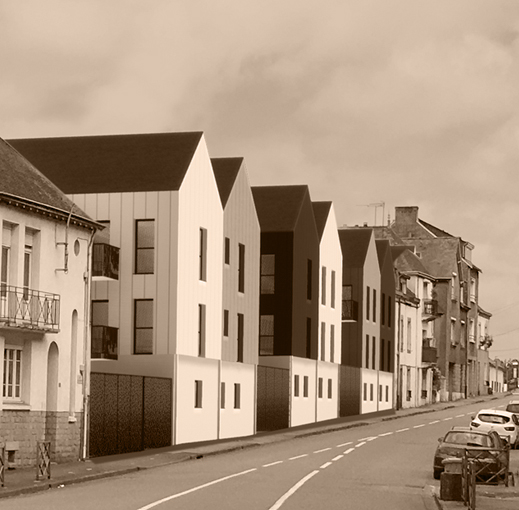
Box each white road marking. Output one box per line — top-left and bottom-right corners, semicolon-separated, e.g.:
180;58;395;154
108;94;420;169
429;420;440;424
355;441;366;447
263;461;283;467
320;462;332;469
366;436;378;441
358;436;375;441
344;448;355;454
136;468;257;510
314;448;332;454
456;414;465;418
289;454;308;461
413;424;425;429
268;470;320;510
332;455;343;461
443;417;453;421
379;432;393;437
396;428;409;433
336;442;352;447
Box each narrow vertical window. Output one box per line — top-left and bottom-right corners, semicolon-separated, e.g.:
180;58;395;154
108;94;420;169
331;270;336;309
224;237;230;265
366;286;370;321
234;383;241;409
318;377;323;398
134;299;153;354
237;313;244;362
379;385;382;402
306;318;312;358
330;325;335;363
387;340;392;372
366;335;370;369
220;382;226;409
195;380;203;408
294;374;300;397
328;378;332;399
1;224;11;299
303;375;309;397
238;243;245;293
363;383;367;401
373;288;376;323
23;231;33;300
386;385;389;402
407;318;412;352
199;228;207;281
307;259;312;300
223;309;229;337
321;266;326;305
372;336;376;370
135;220;154;274
380;338;385;372
370;383;373;401
388;296;392;327
3;347;22;400
259;315;274;355
381;293;385;325
260;254;275;294
198;304;206;357
320;322;325;361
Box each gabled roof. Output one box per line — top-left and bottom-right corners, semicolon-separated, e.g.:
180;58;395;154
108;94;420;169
375;238;391;269
312;201;332;241
419;219;454;238
8;132;203;195
252;185;310;232
372;226;405;245
211;157;243;208
338;228;372;268
0;138;93;226
391;245;430;274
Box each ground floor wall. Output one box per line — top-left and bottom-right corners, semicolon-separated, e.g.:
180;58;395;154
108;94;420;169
339;365;361;417
316;362;339;422
360;369;379;414
290;357;318;427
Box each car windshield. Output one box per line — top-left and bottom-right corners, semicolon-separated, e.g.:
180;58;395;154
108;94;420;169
478;414;509;424
506;404;519;413
444;432;492;447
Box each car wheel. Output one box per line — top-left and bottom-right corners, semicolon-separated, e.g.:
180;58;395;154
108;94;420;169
433;469;441;480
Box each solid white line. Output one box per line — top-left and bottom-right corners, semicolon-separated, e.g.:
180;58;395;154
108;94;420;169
429;420;440;424
443;417;453;421
268;470;320;510
355;441;366;447
314;447;332;454
289;454;308;460
332;455;344;461
336;442;352;447
320;462;332;469
379;432;393;437
263;461;283;467
456;414;465;418
137;468;257;510
344;448;355;454
396;428;409;433
413;424;425;429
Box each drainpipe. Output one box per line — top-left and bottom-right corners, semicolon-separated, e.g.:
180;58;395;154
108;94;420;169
396;295;401;410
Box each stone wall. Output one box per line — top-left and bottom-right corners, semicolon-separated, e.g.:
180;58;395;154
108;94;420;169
0;410;82;467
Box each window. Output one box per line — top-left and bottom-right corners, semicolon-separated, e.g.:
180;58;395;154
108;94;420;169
407;318;412;353
221;382;225;409
450;318;456;344
363;382;367;401
198;304;206;357
237;313;244;362
3;346;22;400
379;384;382;402
195;380;203;408
366;334;370;369
387;340;392;372
318;377;323;398
388;297;392;327
399;316;404;352
307;259;312;300
259;315;274;355
260;254;275;294
294;375;300;397
1;224;11;298
238;243;245;293
320;322;325;361
303;376;309;397
223;309;229;337
372;336;376;369
306;318;312;358
370;383;373;401
381;293;385;325
92;301;108;326
469;319;475;343
234;383;241;409
451;276;456;300
23;231;33;300
330;325;335;363
135;220;154;274
386;385;389;402
321;267;326;305
380;338;385;372
366;286;370;321
134;300;153;354
224;237;230;265
199;228;207;281
327;378;332;399
373;288;376;323
406;367;411;400
470;278;476;302
331;271;336;309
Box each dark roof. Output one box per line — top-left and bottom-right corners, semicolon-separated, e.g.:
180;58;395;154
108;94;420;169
372;226;405;245
252;185;309;232
8;132;203;194
0;138;92;224
338;228;372;268
391;245;430;274
312;201;332;240
375;239;391;269
211;157;243;208
419;219;454;238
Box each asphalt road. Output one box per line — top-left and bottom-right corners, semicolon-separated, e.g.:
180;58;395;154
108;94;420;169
6;395;513;510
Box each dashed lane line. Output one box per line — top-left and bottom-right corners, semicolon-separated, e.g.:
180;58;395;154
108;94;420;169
443;417;453;421
455;414;465;418
355;441;366;447
429;420;440;424
314;448;332;454
379;432;393;437
396;428;409;433
413;424;425;429
263;461;283;467
344;448;355;454
332;455;344;461
268;470;320;510
289;454;308;461
320;462;332;469
336;442;352;447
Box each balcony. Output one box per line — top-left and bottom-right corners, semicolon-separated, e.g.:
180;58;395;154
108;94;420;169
0;285;60;332
91;326;118;360
422;299;438;317
422;338;437;363
92;243;119;280
341;299;358;321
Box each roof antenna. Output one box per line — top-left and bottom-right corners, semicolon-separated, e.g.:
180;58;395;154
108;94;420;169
357;201;385;226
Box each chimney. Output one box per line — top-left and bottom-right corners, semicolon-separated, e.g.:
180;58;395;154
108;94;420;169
395;206;419;225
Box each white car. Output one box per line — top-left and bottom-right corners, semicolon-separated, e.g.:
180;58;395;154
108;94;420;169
470;409;519;448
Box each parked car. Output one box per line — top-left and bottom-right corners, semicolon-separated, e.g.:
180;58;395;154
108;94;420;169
470;409;519;448
433;427;502;480
505;400;519;419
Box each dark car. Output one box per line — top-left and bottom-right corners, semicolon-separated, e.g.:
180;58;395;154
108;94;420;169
433;428;503;480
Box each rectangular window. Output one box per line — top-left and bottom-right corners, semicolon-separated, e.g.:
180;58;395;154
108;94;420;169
237;313;244;362
306;318;312;358
386;385;389;402
1;245;9;298
260;254;275;294
388;297;392;327
470;278;476;302
307;259;312;300
135;220;154;274
373;288;376;323
195;380;203;408
321;267;326;305
450;319;456;344
330;325;335;363
238;243;245;293
379;384;382;402
387;340;392;372
224;237;230;265
198;304;206;357
92;300;109;327
134;299;153;354
399;316;404;352
223;309;229;337
303;375;309;397
331;271;336;309
234;383;241;409
381;293;385;325
199;228;207;281
363;382;367;401
327;378;332;399
372;336;376;370
221;382;225;409
366;334;370;369
370;383;373;401
380;338;385;372
259;315;274;355
366;286;370;321
320;322;325;361
294;375;300;397
23;232;33;300
407;318;412;353
3;347;22;400
318;377;323;398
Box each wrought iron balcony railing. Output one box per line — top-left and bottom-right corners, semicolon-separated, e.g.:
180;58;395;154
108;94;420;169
91;325;118;360
422;299;438;316
341;299;358;321
0;285;60;332
92;243;119;280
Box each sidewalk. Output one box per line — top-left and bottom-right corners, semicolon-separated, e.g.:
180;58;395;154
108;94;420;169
0;392;512;501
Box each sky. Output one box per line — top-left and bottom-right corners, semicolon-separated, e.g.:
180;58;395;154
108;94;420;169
1;0;518;360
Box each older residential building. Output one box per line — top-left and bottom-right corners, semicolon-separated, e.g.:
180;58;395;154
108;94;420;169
0;138;98;466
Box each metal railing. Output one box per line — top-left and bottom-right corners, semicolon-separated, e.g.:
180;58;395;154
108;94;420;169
423;299;438;316
463;445;510;486
91;326;118;360
92;243;120;280
461;455;476;510
0;285;60;332
36;441;51;481
0;444;4;487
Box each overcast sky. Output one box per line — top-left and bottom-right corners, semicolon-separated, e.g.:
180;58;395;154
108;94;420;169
1;0;518;360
